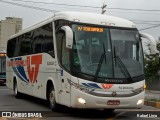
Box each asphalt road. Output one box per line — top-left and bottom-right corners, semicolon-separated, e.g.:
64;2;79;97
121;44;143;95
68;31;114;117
0;84;160;120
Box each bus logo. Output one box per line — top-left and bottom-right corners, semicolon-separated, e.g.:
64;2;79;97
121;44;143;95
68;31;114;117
8;54;42;84
111;92;117;97
27;55;42;83
101;84;113;89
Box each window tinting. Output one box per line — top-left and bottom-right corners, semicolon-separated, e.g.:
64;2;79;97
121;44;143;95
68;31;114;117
7;39;16;57
20;33;31;55
7;23;54;58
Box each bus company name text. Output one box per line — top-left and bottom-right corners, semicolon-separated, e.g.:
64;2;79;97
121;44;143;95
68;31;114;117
7;59;29;67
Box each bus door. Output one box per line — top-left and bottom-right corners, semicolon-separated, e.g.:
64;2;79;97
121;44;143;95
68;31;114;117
58;69;71;107
56;31;71;107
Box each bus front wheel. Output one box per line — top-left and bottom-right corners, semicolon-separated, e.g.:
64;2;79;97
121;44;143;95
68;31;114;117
48;86;59;111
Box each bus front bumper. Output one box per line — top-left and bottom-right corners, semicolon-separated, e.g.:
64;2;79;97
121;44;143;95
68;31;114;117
71;87;145;109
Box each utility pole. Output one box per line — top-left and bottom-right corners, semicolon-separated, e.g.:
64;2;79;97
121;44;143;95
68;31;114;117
101;2;107;14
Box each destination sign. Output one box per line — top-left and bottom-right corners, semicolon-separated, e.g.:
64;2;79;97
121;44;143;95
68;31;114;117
77;26;104;32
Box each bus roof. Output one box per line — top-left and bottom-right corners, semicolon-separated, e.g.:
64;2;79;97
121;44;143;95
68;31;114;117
9;11;136;40
54;11;136;28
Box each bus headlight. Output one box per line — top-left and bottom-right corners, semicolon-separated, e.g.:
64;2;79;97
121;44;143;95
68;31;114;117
137;99;143;105
78;98;86;104
132;87;144;94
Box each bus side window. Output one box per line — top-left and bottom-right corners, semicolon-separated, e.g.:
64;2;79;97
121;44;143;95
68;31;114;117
42;23;54;57
14;37;21;57
7;39;16;57
20;33;31;56
56;31;70;71
32;28;43;54
62;34;70;70
56;32;62;63
33;38;42;54
43;39;54;57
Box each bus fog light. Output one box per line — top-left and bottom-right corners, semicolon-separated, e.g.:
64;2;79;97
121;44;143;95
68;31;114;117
137;99;143;105
78;98;86;104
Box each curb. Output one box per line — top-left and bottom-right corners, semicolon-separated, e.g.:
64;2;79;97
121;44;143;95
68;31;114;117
144;100;160;108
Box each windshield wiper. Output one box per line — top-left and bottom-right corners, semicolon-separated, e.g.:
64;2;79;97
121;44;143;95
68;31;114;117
113;47;133;82
93;53;104;81
93;43;108;81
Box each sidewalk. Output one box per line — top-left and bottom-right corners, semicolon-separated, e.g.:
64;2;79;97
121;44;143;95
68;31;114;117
145;90;160;100
146;90;160;94
145;90;160;109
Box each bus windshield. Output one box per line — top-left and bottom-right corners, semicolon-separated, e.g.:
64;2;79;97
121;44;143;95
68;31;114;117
72;24;144;80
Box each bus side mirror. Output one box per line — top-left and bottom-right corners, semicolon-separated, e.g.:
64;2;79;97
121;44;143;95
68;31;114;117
140;32;159;55
61;26;73;49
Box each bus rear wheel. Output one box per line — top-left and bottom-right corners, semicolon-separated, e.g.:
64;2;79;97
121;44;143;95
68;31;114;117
14;81;21;98
48;86;59;111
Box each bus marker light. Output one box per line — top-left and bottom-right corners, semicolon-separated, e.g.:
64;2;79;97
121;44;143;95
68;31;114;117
78;98;86;104
73;19;80;22
137;99;143;105
101;22;107;25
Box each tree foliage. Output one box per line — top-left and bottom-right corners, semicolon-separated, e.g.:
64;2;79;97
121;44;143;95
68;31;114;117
144;50;160;81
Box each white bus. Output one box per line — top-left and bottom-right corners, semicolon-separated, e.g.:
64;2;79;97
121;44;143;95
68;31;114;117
6;12;158;111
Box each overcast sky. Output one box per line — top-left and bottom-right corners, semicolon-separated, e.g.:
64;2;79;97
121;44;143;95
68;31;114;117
0;0;160;40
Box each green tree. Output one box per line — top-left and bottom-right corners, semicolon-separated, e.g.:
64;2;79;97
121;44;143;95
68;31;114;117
144;54;159;81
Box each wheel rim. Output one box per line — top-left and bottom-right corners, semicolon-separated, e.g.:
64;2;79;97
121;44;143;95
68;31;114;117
49;89;55;107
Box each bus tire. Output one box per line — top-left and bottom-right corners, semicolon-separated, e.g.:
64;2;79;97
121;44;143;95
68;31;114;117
13;80;21;98
48;86;59;111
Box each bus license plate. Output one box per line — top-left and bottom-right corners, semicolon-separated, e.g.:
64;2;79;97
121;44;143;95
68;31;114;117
107;100;120;105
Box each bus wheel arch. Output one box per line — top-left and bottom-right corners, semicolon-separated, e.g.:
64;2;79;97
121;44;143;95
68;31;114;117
46;80;59;111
